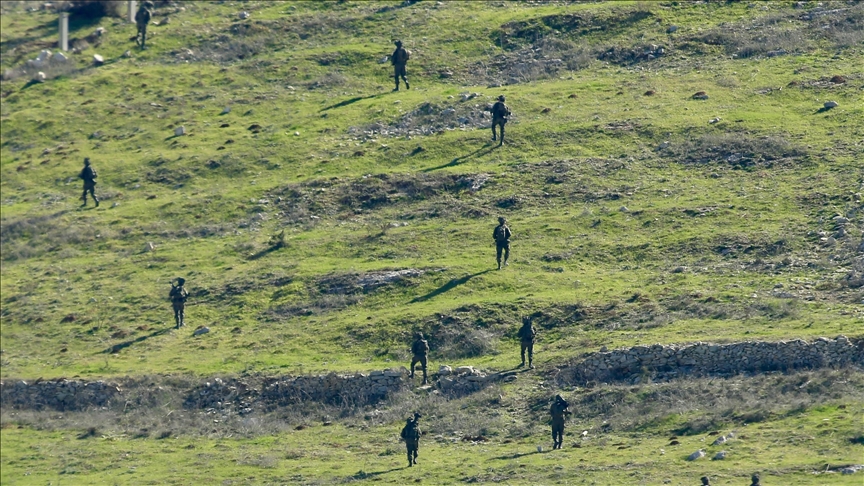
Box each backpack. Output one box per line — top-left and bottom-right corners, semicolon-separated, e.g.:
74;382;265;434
493;225;509;242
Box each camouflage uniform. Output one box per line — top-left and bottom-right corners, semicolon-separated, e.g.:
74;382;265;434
490;95;511;145
517;320;536;369
549;394;571;449
169;278;188;328
391;40;410;91
135;1;153;49
750;474;761;486
409;333;429;385
400;412;421;467
701;477;711;486
79;158;99;207
493;217;511;270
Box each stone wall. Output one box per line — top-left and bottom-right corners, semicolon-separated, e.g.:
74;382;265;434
0;379;122;411
559;336;864;385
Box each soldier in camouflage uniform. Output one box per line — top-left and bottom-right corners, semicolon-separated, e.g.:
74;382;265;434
493;216;511;270
700;477;711;486
400;412;422;467
490;95;511;145
169;277;188;328
79;157;99;207
409;332;429;385
391;40;410;91
549;394;571;450
517;318;536;369
749;474;761;486
135;1;153;49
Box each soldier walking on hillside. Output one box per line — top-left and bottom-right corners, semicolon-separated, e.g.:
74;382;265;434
549;394;572;450
517;318;536;369
409;332;429;385
490;95;511;145
79;157;99;207
400;412;422;467
700;477;711;486
493;216;511;270
749;474;761;486
391;40;410;91
135;1;153;49
169;277;189;328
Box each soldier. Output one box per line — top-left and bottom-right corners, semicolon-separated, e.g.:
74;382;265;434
493;216;511;270
409;332;429;385
549;394;571;450
490;95;511;145
79;157;99;207
749;474;761;486
517;318;536;369
169;277;189;328
135;1;153;49
400;412;422;467
391;40;410;91
700;477;711;486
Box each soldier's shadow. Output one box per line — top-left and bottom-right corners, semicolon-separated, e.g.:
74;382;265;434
422;145;496;173
100;327;172;354
409;270;491;303
346;467;407;480
490;450;547;460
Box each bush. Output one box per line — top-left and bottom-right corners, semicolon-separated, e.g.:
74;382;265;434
65;1;122;19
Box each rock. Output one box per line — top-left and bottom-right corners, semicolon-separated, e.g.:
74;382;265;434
620;206;629;212
692;91;709;100
174;126;186;136
439;70;453;78
658;141;670;150
193;327;210;336
599;346;608;352
672;266;687;273
239;11;250;19
37;49;52;63
378;56;389;64
667;25;678;33
94;27;106;36
294;131;300;136
709;117;721;124
438;365;452;375
712;435;727;446
824;100;838;109
52;51;67;63
122;50;132;58
143;242;155;252
33;71;46;83
686;449;705;461
830;75;846;84
536;446;543;452
93;54;104;66
713;451;727;460
221;107;231;115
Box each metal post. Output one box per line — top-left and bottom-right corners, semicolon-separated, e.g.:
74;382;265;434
128;0;137;23
59;12;69;51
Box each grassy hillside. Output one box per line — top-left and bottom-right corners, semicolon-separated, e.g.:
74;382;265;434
1;1;863;484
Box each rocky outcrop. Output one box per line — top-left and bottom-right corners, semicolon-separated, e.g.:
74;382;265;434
559;336;863;385
0;379;122;411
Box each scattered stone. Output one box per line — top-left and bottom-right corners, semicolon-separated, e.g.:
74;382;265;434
644;90;655;96
712;435;727;446
541;107;551;113
830;75;846;84
174;126;186;136
121;50;131;58
687;449;705;461
439;70;453;78
667;25;678;33
568;94;577;99
221;107;231;115
33;71;46;83
144;242;155;252
378;56;389;64
709;117;721;124
52;52;67;63
220;123;230;128
94;27;106;36
672;266;687;273
619;206;629;212
92;54;104;66
294;131;300;136
658;141;671;150
692;91;709;100
824;100;838;109
841;465;864;474
193;326;210;336
537;446;543;452
438;365;452;375
239;11;250;19
713;451;727;460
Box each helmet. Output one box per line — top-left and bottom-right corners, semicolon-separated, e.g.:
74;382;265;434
394;40;402;46
498;95;505;101
84;157;91;165
498;216;506;224
413;412;421;419
415;332;424;339
143;1;154;8
176;277;185;286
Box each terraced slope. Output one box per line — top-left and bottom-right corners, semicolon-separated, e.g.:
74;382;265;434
1;1;863;484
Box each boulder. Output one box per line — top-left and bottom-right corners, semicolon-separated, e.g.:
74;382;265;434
33;72;46;83
52;52;67;63
174;126;186;136
824;100;839;109
686;449;705;461
713;451;727;460
193;327;210;336
93;54;104;66
438;365;452;375
239;11;250;19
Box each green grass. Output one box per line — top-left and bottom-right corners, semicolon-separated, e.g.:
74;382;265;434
1;0;863;484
